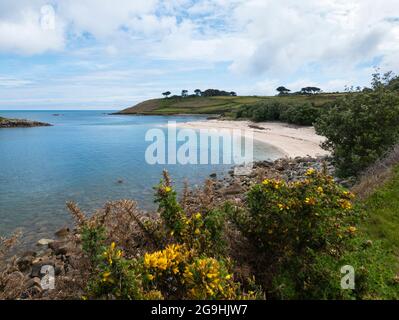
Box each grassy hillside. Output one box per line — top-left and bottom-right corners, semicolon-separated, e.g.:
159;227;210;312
117;93;344;116
361;164;399;255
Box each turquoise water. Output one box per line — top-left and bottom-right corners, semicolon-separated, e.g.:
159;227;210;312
0;111;283;246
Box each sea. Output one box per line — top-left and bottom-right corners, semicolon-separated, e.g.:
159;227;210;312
0;110;283;248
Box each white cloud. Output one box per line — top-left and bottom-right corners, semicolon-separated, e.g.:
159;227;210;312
1;0;399;108
58;0;158;38
0;4;65;54
0;76;33;87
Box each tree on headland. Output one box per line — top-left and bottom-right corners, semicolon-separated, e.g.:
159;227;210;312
194;89;202;96
300;87;321;95
181;90;188;97
202;89;232;97
276;86;291;95
230;91;237;96
162;91;171;98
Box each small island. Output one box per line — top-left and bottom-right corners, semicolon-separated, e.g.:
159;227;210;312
0;116;52;128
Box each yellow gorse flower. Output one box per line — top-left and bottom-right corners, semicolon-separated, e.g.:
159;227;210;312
348;226;357;233
305;168;315;176
342;190;355;199
277;203;289;211
102;242;123;267
164;186;172;193
338;199;352;210
102;271;112;282
262;179;270;185
183;257;237;299
146;274;154;281
304;197;316;206
143;244;190;275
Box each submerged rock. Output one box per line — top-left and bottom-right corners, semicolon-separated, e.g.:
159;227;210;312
37;239;55;246
55;227;70;238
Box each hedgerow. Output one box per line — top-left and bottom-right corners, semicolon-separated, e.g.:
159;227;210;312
234;101;321;125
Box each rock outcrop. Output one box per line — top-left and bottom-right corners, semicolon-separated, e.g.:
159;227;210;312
0;117;52;128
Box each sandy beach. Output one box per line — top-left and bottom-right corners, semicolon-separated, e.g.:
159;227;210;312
176;120;329;158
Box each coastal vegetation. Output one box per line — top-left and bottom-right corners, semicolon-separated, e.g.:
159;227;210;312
117;93;343;116
2;158;398;300
314;72;399;177
234;101;321;126
1;71;399;300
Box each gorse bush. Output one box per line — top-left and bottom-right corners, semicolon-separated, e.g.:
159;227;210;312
142;244;256;299
75;169;397;300
315;72;399;177
235;101;321;125
155;171;226;254
230;169;358;255
80;171;260;300
226;169;398;299
86;242;147;300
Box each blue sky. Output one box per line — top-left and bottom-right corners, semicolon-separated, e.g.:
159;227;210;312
0;0;399;110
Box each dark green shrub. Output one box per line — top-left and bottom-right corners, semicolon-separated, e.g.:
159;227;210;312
81;224;107;265
235;101;322;125
234;101;287;121
252;101;286;122
315;83;399;177
280;103;321;126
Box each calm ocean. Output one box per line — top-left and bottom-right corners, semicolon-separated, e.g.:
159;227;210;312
0;110;283;247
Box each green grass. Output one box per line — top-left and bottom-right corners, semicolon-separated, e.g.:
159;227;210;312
118;94;345;115
361;165;399;255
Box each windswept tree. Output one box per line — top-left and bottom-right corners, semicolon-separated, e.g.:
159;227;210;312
194;89;202;96
202;89;231;97
300;87;321;95
312;87;321;94
276;86;291;95
181;90;188;97
162;91;171;98
230;91;237;96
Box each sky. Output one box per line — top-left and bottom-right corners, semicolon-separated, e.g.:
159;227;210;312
0;0;399;110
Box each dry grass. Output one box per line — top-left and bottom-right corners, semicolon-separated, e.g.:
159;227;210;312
352;144;399;199
67;199;161;258
0;232;27;300
180;179;218;216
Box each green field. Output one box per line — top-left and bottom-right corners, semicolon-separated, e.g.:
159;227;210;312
117;93;345;116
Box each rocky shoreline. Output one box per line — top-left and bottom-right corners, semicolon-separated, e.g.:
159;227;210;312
1;156;353;299
211;156;354;202
0;117;52;128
